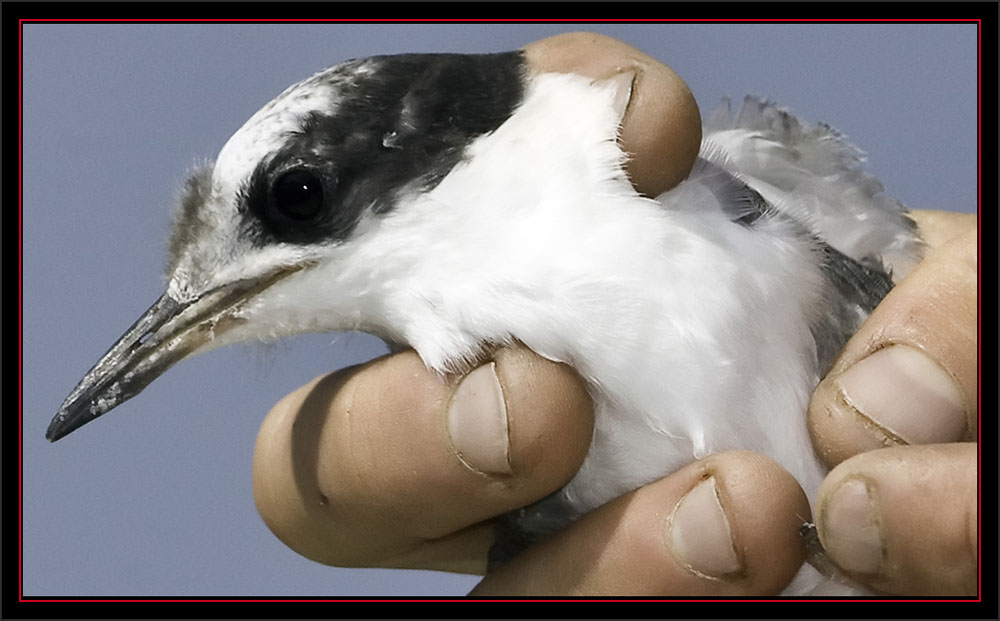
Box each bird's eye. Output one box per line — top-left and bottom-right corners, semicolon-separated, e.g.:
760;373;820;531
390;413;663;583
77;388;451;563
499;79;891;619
270;170;325;221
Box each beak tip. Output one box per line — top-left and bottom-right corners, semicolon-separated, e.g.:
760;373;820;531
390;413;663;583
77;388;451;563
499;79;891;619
46;412;72;442
46;401;95;442
45;423;64;443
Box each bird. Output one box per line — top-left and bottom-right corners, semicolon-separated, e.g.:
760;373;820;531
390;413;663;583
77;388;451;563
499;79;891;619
46;48;922;595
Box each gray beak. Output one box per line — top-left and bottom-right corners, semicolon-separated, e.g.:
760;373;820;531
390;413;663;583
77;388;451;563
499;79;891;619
47;293;195;441
46;266;303;442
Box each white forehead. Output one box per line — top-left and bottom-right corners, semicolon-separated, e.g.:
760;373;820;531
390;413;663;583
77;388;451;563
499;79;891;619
212;59;377;194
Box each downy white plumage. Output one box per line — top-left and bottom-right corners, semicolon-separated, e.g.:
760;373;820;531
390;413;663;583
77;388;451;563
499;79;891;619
48;50;922;595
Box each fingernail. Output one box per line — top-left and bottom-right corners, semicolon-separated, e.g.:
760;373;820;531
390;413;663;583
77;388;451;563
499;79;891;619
667;476;742;578
819;478;884;576
447;362;511;476
836;345;967;445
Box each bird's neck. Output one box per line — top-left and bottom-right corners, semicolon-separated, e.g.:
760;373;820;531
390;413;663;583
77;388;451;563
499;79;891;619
334;73;671;372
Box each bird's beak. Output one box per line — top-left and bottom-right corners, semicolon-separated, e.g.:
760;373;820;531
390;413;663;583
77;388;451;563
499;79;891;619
46;267;302;442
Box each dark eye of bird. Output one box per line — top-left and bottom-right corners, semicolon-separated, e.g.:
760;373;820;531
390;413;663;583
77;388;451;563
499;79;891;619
270;170;325;221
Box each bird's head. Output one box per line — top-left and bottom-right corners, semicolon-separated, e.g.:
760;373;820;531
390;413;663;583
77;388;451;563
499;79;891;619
47;50;649;442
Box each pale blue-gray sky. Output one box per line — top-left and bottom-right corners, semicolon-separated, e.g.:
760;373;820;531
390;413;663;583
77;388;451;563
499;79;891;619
22;23;978;596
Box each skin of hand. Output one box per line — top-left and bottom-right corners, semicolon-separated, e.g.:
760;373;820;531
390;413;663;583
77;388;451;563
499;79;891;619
251;33;979;596
808;211;978;596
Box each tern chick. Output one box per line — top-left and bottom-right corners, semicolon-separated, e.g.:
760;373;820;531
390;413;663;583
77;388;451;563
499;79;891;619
47;49;922;594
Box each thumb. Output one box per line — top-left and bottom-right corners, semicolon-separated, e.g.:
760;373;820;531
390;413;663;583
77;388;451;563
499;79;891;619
808;217;977;466
522;31;702;197
815;443;978;595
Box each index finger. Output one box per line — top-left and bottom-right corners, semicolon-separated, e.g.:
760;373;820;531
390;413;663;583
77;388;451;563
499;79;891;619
252;346;594;573
522;32;702;197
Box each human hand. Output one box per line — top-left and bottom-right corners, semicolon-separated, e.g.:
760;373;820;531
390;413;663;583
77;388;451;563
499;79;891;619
251;32;812;596
252;346;810;595
808;210;978;595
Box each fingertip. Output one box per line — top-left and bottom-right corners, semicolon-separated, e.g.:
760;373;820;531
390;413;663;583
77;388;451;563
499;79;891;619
252;346;594;570
444;346;594;494
473;450;808;596
703;451;811;593
659;451;811;595
522;31;701;197
492;346;594;487
808;220;977;468
808;374;888;467
815;444;978;595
